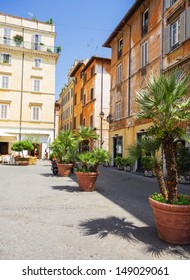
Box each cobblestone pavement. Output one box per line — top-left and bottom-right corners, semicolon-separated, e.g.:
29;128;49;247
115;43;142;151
0;160;190;260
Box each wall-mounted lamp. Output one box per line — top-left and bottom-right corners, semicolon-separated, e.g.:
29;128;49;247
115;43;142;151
99;111;105;119
106;113;114;123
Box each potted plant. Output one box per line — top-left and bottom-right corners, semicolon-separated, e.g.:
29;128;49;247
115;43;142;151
176;146;190;184
122;157;132;172
13;34;23;46
133;71;190;244
11;140;34;165
141;155;154;177
56;46;62;54
75;148;110;191
50;130;78;176
114;156;124;170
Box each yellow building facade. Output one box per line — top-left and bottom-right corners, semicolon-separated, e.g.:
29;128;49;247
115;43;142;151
0;13;59;157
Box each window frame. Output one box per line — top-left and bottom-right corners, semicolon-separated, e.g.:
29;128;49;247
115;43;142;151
0;104;8;119
116;63;122;85
170;18;180;50
31;106;40;121
142;9;149;36
34;58;42;68
116;102;121;120
33;79;41;92
141;41;148;68
1;75;9;89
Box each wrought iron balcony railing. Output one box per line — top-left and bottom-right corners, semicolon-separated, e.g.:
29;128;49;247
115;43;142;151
0;37;60;54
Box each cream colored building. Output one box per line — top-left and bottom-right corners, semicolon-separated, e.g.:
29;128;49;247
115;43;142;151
0;13;59;158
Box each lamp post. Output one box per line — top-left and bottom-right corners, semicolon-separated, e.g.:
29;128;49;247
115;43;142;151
99;111;104;148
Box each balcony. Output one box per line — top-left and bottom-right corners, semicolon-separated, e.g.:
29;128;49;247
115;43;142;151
0;37;60;54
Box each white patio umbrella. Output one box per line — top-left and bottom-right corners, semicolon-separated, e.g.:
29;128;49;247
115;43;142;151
0;131;17;142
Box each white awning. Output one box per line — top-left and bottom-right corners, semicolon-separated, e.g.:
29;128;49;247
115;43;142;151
0;131;17;142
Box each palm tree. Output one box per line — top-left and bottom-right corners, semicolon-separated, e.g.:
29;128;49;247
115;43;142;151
136;71;190;203
128;135;167;200
75;126;98;152
50;130;78;163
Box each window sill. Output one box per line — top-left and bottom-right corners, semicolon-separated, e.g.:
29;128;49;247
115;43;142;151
32;67;43;70
0;62;11;66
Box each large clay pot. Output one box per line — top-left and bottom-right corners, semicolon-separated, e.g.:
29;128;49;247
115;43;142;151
75;171;98;191
149;196;190;245
57;163;73;177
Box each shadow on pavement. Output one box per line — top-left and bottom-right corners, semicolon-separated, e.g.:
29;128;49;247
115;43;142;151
79;216;190;259
52;185;78;192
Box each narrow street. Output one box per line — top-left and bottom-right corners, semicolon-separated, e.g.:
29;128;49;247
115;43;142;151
0;160;190;260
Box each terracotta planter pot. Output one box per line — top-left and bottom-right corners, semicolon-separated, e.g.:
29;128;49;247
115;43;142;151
149;196;190;245
57;163;73;177
75;171;99;191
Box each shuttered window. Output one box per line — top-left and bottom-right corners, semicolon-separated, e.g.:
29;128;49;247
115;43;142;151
0;104;8;119
164;8;190;54
116;102;121;120
33;79;40;92
2;76;9;88
116;64;122;85
141;41;148;67
3;28;11;45
32;106;40;121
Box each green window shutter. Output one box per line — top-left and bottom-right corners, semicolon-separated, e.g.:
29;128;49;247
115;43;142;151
180;10;186;43
164;26;170;54
186;7;190;40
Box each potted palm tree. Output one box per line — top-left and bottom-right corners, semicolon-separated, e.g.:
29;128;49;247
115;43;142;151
133;71;190;244
50;130;78;176
74;126;110;191
75;148;110;191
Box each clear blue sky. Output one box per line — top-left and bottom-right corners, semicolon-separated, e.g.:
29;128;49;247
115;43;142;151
1;0;135;99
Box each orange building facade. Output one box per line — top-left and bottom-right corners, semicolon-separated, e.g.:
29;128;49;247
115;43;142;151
82;56;111;150
70;57;111;150
103;0;162;166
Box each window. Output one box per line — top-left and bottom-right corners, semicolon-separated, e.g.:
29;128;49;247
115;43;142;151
1;76;9;88
91;66;95;76
83;93;86;105
170;19;180;50
142;9;149;36
32;106;40;121
32;34;42;50
80;113;83;125
116;63;122;85
34;58;42;68
118;38;123;59
90;88;94;100
1;54;11;64
80;88;83;100
3;28;11;45
83;73;87;83
73;116;76;129
0;104;8;119
90;115;93;127
83;118;86;126
141;41;148;67
116;102;121;120
74;94;77;106
33;79;40;92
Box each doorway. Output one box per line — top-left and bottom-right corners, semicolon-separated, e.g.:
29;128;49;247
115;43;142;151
0;142;8;154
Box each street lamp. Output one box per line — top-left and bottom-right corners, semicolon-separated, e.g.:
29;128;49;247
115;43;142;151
99;111;105;148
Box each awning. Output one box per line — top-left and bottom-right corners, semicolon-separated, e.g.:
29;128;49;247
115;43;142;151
0;131;17;142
